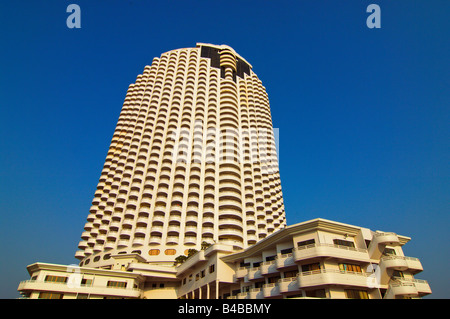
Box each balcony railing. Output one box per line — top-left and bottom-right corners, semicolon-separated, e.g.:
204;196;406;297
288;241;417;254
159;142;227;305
296;269;371;289
294;243;369;263
18;280;141;298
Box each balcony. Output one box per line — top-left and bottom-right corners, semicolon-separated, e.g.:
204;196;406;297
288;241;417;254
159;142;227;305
260;260;277;275
74;250;85;259
132;237;145;246
412;279;432;295
235;267;249;279
294;243;370;263
297;269;371;289
279;277;299;293
117;239;130;248
385;280;418;299
17;280;142;299
237;292;248;299
373;232;400;246
248;267;262;281
381;256;423;274
276;253;295;269
249;288;264;299
369;232;401;259
262;283;281;298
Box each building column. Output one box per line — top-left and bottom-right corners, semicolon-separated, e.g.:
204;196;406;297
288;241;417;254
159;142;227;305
207;281;210;299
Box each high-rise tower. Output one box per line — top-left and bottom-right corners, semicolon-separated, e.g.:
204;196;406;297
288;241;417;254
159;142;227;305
75;43;287;267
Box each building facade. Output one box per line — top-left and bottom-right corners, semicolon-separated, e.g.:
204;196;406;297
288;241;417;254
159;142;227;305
17;44;431;299
75;43;286;268
18;218;431;299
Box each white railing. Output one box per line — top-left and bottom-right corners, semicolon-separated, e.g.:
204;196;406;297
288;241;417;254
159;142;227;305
374;232;397;237
295;243;367;253
381;255;420;262
18;280;141;292
297;269;370;278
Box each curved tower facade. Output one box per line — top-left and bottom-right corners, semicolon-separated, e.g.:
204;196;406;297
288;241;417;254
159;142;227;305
75;43;287;267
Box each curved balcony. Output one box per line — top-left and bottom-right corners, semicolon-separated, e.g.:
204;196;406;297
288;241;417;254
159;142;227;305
81;231;90;240
218;218;243;228
381;255;423;274
75;250;85;259
104;241;116;250
385;280;418;299
166;236;179;245
294;243;370;263
134;227;147;236
149;236;162;245
260;260;277;275
369;232;401;259
296;269;371;289
184;236;197;245
262;283;281;298
132;237;145;246
276;253;295;269
93;244;103;253
17;279;142;299
201;226;214;236
279;277;299;293
117;239;130;248
78;240;88;249
235;267;249;280
248;267;262;281
218;228;243;238
373;232;400;245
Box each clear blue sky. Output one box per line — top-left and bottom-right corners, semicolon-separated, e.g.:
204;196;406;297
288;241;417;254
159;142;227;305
0;0;448;298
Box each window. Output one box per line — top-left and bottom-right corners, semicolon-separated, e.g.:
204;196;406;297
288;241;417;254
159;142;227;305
107;280;127;288
76;293;89;299
345;289;369;299
333;239;355;248
81;278;92;286
265;255;276;262
201;270;205;278
301;263;321;273
383;248;396;256
392;270;404;279
339;263;362;273
268;276;281;283
149;249;160;256
44;275;68;283
284;270;298;278
39;292;63;299
209;264;215;273
165;249;176;255
255;281;264;288
297;239;315;247
280;248;293;254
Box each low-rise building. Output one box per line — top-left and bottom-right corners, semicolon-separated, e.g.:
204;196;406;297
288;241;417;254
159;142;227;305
18;218;431;299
